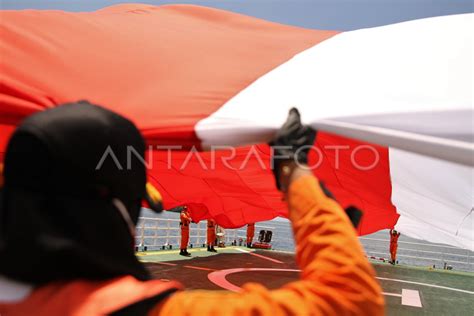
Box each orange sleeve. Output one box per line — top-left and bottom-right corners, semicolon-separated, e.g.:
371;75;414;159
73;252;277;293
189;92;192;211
151;175;384;316
180;212;191;223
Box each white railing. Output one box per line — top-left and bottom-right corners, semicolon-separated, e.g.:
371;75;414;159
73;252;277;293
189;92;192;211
135;216;474;272
135;217;276;250
360;236;473;271
360;237;464;249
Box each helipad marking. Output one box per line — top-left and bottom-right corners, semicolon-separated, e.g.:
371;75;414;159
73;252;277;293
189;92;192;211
209;268;422;307
212;266;474;295
184;265;216;271
209;267;474;309
382;291;423;307
376;277;474;295
154;262;177;266
210;266;473;295
235;248;284;264
401;289;422;307
208;268;300;292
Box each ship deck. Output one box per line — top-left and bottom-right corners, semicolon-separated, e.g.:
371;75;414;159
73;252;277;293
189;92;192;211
139;246;474;315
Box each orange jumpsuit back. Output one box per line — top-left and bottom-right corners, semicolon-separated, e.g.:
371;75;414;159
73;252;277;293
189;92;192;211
207;219;216;246
0;276;181;316
390;229;400;263
180;210;191;250
246;223;255;245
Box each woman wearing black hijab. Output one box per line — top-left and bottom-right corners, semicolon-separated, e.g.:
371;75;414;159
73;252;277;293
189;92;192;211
0;101;178;315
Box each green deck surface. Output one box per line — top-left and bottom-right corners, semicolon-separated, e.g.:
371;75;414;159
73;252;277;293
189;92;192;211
139;247;474;315
137;246;244;262
373;262;473;315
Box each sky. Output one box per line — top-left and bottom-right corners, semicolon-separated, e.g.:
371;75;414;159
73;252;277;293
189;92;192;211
1;0;472;31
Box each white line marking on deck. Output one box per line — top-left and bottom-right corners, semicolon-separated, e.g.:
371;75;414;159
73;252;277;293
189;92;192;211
154;262;177;266
235;248;284;264
235;248;249;253
184;265;216;271
402;289;422;307
376;277;474;295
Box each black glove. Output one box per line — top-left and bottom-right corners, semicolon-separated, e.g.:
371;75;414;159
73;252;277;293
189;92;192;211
344;206;363;229
269;108;316;190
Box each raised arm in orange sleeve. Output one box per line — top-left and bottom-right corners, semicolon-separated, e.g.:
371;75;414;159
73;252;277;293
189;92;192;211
150;174;384;316
180;211;192;223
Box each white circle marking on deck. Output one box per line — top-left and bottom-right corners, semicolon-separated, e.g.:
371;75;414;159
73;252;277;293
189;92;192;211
208;268;474;295
208;268;300;292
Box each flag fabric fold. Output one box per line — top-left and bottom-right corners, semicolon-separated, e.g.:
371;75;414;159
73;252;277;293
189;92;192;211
1;4;472;249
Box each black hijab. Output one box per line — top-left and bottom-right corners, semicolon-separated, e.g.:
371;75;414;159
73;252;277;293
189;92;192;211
0;102;151;285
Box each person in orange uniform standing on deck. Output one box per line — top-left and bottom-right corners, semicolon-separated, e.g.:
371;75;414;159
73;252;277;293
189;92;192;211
0;105;384;315
246;223;255;248
179;207;192;257
389;229;401;265
207;219;217;252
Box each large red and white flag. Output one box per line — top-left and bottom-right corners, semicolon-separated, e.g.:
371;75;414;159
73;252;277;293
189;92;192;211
0;4;472;249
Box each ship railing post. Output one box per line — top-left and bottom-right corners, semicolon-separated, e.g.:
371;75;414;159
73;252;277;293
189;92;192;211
153;219;158;249
200;221;204;247
196;221;199;247
140;219;145;251
166;219;170;248
203;222;206;246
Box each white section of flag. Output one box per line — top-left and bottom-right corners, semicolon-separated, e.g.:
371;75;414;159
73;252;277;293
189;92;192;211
390;148;473;250
195;13;473;166
195;13;473;249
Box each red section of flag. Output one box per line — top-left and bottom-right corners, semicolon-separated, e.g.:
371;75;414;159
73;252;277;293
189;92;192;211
0;4;336;147
0;125;15;161
314;133;399;234
146;132;398;234
0;4;398;234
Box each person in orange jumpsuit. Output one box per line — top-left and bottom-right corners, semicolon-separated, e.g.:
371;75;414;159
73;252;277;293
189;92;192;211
180;207;192;256
246;223;255;247
0;105;384;315
389;229;401;265
207;219;217;252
